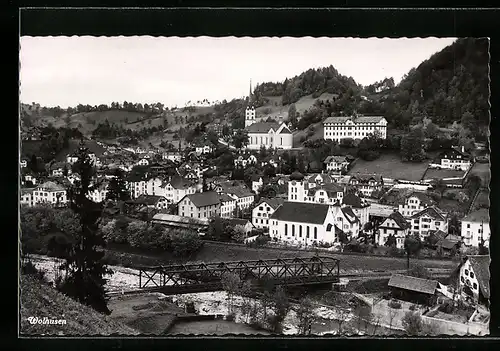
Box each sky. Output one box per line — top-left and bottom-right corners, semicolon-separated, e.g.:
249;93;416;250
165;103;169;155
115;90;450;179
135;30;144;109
20;36;457;108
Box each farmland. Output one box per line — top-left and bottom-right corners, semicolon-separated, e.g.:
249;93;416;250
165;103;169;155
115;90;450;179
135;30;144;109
469;161;491;186
348;153;429;181
423;168;466;180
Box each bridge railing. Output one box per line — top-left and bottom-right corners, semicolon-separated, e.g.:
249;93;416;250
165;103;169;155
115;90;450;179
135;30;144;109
138;256;340;290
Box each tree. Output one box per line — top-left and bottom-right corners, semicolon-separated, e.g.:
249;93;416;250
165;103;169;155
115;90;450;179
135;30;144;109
106;169;130;202
58;142;113;314
387;302;398;331
296;297;316;335
461;111;476;131
322;291;352;334
402;311;438;335
268;286;291;334
407;263;431;279
232;130;249;150
401;128;425;162
288;103;297;128
404;234;423;269
384;234;397;247
221;272;241;316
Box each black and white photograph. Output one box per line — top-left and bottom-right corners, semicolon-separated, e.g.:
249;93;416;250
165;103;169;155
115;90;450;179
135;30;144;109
19;34;490;336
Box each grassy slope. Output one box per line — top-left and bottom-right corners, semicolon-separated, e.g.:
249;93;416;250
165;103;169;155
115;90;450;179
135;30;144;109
20;275;139;336
349;153;430;181
53;139;107;162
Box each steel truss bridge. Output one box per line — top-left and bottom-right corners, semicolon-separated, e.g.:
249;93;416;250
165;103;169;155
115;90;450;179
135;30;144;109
138;256;340;295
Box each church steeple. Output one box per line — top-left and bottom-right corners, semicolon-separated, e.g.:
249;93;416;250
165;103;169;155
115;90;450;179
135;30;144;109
249;79;253;104
245;78;256;128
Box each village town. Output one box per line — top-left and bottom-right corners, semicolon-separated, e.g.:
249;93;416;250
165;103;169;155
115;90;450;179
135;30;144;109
20;37;490;336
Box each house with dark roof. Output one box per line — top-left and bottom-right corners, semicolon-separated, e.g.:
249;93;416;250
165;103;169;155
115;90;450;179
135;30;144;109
219;184;255;210
245;122;293;150
252;197;285;231
323;115;388;143
398;191;436;218
461;209;490;248
437;146;473;171
33;181;68;207
342;193;370;226
132;194;169;209
457;255;490;307
163;176;199;204
178;191;221;219
288;173;337;203
388;274;439;305
376;210;410;249
219;193;237;218
410;206;448;240
348;173;384;198
226;218;254;234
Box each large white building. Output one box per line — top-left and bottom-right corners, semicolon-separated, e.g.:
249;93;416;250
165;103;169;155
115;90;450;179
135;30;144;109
269;202;360;246
31;181;68;207
323;115;387;142
437;146;473;171
398;192;436;218
409;206;449;240
376;210;411;249
461;209;490;248
288;173;341;203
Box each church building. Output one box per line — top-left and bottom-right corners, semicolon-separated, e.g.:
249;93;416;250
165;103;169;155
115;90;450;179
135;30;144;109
244;80;294;150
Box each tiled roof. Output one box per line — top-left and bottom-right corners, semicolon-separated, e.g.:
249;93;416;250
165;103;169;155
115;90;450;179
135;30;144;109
289;171;305;181
36;181;65;192
324;155;348;164
222;186;254;198
184;191;221;208
342;193;369;208
257;197;285;210
380;211;410;229
306;173;334;184
388;274;438;295
350;173;383;183
169;176;196;189
226;218;252;227
463;209;489;223
410;206;446;221
270;202;330;225
341;206;360;224
307;183;344;197
135;195;165;206
406;192;434;207
323;116;385;124
246;122;280;133
219;193;235;203
278;124;292;134
466;255;490;299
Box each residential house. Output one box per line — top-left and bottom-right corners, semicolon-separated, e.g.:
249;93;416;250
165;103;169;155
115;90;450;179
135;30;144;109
398;192;435;218
219;185;255;210
66;153;79;165
87;182;109;203
32;181;67;207
219;193;237;218
324;155;351;172
49;162;68;177
162;152;183;163
137;158;150;166
461;209;490;248
348;173;384;198
342;193;370;226
178;191;221;219
334;205;361;238
20;188;35;207
134;194;169;210
226;218;254;234
410;206;449;240
252;197;285;231
323;115;388;142
163;177;199;204
303;182;344;205
195;141;214;155
22;173;37;186
376;210;411;249
251;175;265;193
438;146;473;171
269;202;358;246
457;255;490;307
234;154;258;168
67;173;81;185
288;173;335;202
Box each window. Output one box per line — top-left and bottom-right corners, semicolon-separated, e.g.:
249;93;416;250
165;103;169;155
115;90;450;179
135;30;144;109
467;224;471;228
470;272;475;279
292;225;295;236
299;226;302;238
435;221;440;226
473;283;477;290
285;224;288;236
465;269;469;276
307;226;310;238
314;227;317;239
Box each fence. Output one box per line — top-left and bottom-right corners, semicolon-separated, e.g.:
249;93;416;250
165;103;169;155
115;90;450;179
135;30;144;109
421;314;489;336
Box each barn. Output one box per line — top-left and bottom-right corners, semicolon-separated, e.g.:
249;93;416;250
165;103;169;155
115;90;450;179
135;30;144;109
388;274;438;306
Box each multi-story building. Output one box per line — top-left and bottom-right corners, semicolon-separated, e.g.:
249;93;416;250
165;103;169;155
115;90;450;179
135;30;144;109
163;177;199;204
288;173;336;202
234;154;257;168
376;210;411;249
32;181;68;207
348;173;384;198
134;194;169;210
219;185;255;210
324;155;351;172
20;188;35;207
178;191;221;219
342;193;370;226
20;159;28;168
246;122;293;150
323;115;387;142
162;152;183;163
398;192;435;218
409;206;448;240
437;146;473;171
87;183;108;203
461;209;490;248
219;193;237;218
457;255;490;307
252;197;285;231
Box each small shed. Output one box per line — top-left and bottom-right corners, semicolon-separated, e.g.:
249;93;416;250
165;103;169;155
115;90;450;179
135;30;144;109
388;274;438;305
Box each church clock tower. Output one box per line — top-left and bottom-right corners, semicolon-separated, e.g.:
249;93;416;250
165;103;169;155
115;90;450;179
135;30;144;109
245;79;256;128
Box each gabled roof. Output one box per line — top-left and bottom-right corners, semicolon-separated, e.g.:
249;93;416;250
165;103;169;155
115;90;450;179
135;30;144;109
406;192;434;207
226;218;252;227
380;211;410;229
277;124;292;134
388;274;438;295
219;193;236;203
307;183;344;197
306;173;334;184
324;155;349;164
257;197;285;210
270;202;330;225
246;122;281;133
440;147;472;160
36;181;65;192
462;209;489;223
341;206;360;224
222;185;254;198
349;173;383;183
169;176;196;189
410;206;447;220
342;193;369;208
135;195;165;206
183;191;221;208
466;255;490;299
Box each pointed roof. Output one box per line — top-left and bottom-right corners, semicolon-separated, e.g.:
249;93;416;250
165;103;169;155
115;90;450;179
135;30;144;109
341;206;360;224
246;122;280;133
342;193;369;208
405;191;435;207
410;206;447;220
270;202;330;224
388;274;438;295
465;255;490;299
380;211;410;229
183;191;221;208
257;197;285;210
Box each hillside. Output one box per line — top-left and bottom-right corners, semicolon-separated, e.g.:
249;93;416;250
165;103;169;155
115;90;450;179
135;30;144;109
20;275;139;336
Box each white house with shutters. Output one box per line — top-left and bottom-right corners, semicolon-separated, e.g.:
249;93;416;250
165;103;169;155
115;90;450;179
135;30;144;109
409;206;449;241
251;197;285;231
398;192;436;218
376;210;411;249
461;209;490;248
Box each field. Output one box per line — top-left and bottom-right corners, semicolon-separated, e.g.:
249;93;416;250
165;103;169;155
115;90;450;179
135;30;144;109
348;153;429;181
256;93;337;121
423;168;466;180
470;188;490;211
54;139;107;161
292;121;324;147
469;162;491;186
